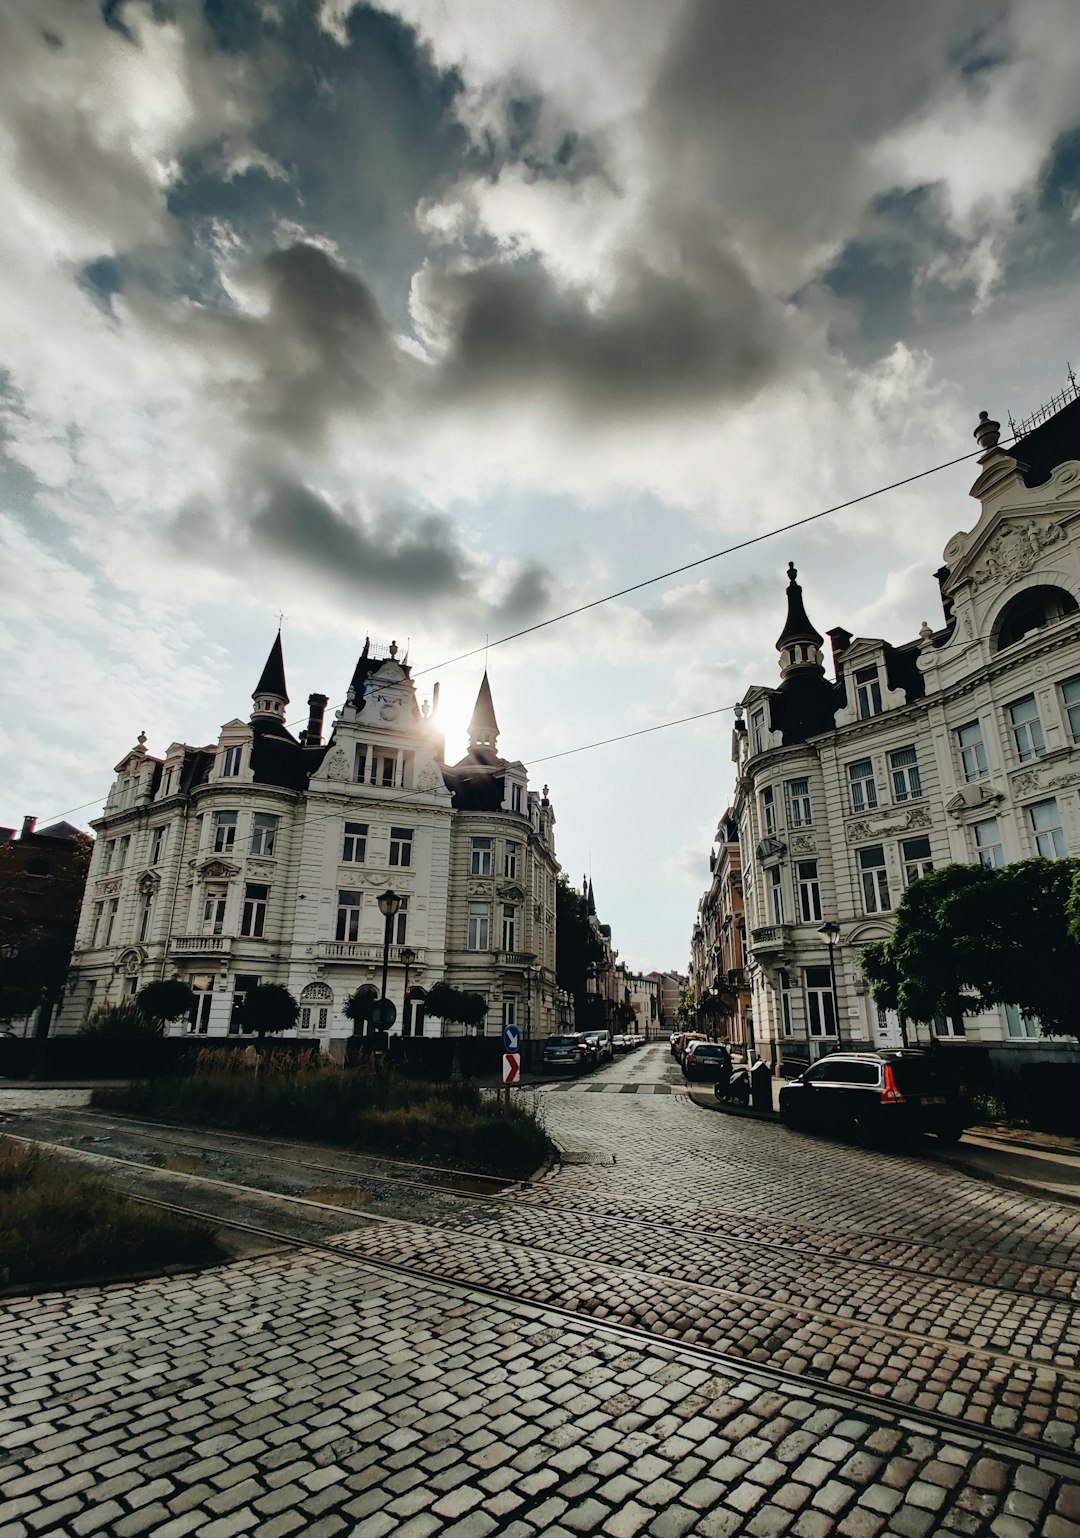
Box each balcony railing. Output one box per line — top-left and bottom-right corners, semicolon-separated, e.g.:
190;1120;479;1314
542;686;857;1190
749;925;791;955
313;942;427;964
170;935;233;956
499;950;537;968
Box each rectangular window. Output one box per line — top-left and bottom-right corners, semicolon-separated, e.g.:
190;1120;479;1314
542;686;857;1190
804;966;837;1036
213;811;238;853
467;902;490;951
355;744;398;786
779;969;794;1037
787;779;813;828
957;721;988;782
342;821;367;862
501;904;517;952
202;886;227;935
393;896;409;946
973;817;1005;868
502;997;517;1028
90;901;104;948
103;898;119;946
317;1007;328;1030
240;883;269;938
116;834;130;871
847;759;877;813
889;746;922;802
336;890;362;943
100;839;115;875
162;768;175;798
300;1007;311;1031
83;979;97;1022
858;845;890;913
231;975;259;1033
503;842;519;880
1009;695;1046;762
933;1014;965;1038
768;866;784;925
471;837;494;876
1004;1003;1040;1039
150;827;166;865
389;827;413;867
250;813;279;857
138;891;154;942
901;836;934;885
855;666;883;719
797;860;821;923
1062;677;1080;743
221;745;243;778
1029;798;1067;859
511;783;524;814
762;785;776;835
751;708;767;754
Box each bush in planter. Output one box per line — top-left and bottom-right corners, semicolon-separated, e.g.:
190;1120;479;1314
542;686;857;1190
137;979;196;1032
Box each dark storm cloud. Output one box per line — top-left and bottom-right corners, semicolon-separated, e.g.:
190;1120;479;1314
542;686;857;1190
641;575;774;638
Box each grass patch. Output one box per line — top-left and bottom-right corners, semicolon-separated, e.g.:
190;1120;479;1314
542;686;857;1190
93;1059;551;1178
0;1138;226;1292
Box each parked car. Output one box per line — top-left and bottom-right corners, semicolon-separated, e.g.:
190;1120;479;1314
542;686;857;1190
682;1041;733;1083
778;1051;967;1143
675;1031;708;1062
611;1033;632;1053
581;1031;613;1063
541;1034;591;1073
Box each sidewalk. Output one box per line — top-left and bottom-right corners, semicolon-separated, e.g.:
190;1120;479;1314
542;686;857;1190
689;1083;1080;1206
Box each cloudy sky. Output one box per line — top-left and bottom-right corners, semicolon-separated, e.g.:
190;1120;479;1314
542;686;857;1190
2;1;1079;971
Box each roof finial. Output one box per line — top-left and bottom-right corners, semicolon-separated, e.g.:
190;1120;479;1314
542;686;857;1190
787;561;798;584
389;639;398;658
974;410;1001;452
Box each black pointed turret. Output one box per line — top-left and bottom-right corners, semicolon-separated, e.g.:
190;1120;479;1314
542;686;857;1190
253;633;289;705
586;879;597;918
776;563;823;653
468;672;500;753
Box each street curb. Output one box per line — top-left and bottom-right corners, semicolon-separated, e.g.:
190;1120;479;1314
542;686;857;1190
926;1148;1080;1209
687;1088;777;1124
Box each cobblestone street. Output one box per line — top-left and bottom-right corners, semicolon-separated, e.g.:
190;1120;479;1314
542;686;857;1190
3;1045;1080;1536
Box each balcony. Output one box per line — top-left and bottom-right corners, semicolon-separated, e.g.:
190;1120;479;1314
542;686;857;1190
170;935;233;957
749;925;791;956
498;950;537;969
313;942;427;965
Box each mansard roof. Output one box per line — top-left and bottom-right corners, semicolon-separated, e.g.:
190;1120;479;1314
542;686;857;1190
776;563;824;650
1012;395;1080;488
442;748;506;810
253;633;289;703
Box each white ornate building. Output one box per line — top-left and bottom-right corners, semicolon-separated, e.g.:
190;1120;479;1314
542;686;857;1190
729;393;1080;1070
59;638;559;1045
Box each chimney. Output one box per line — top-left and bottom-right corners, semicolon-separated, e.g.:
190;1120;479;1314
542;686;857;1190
432;682;440;714
826;627;852;676
303;693;329;748
21;815;37;840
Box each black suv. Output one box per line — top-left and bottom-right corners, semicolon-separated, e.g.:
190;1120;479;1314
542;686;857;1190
778;1051;967;1143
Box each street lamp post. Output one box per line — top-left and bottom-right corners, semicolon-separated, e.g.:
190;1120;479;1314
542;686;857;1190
818;921;841;1047
399;946;417;1035
375;890;401;1057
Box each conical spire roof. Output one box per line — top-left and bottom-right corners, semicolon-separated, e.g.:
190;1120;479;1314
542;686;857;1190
468;671;500;751
776;563;823;651
253;632;289;704
586;878;597;917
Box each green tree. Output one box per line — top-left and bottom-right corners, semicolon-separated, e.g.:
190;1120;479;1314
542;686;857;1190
239;982;300;1043
137;979;196;1033
865;859;1080;1038
555;876;603;1025
79;998;160;1039
675;986;697;1032
0;832;92;1037
424;981;488;1032
343;984;379;1037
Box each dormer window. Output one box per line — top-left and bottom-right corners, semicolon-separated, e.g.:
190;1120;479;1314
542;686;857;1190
221;745;243;778
855;666;882;719
751;709;767;754
510;783;524;814
994;585;1078;653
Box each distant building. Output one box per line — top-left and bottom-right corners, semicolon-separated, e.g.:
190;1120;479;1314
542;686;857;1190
0;817;92;1037
689;809;751;1045
725;392;1080;1070
59;638;559;1045
646;969;688;1033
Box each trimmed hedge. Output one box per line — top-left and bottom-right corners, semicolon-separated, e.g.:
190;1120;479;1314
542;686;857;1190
0;1035;316;1081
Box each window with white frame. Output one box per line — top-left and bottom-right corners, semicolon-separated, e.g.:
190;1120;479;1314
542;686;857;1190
1008;695;1046;762
932;1013;965;1038
768;866;784;925
336;890;362;942
471;837;493;876
858;845;890;914
786;778;813;828
221;745;243;778
116;834;130;870
355;744;398;787
241;883;269;938
761;785;776;835
138;890;154;942
889;746;922;802
973;817;1005;868
1029;798;1067;858
804;966;836;1035
901;836;934;885
797;860;821;922
100;839;115;875
778;969;794;1036
501;903;517;951
212;811;237;853
957;721;988;782
1004;1003;1040;1039
847;759;877;813
231;975;259;1033
162;767;175;797
188;977;214;1034
83;979;97;1022
202;885;227;935
855;666;883;719
250;813;279;857
89;901;104;947
1062;677;1080;743
511;783;524;814
751;708;767;754
341;821;367;862
389;827;413;867
503;841;519;880
104;899;118;944
393;897;409;945
149;826;166;865
467;902;490;951
502;997;517;1028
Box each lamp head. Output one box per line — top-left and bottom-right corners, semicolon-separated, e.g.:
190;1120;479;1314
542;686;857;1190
399;946;417;964
377;889;402;918
817;921;841;945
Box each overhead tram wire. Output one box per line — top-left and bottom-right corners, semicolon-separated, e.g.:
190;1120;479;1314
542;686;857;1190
31;432;1005;828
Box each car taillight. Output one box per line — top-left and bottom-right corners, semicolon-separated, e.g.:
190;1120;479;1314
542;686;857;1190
881;1065;905;1105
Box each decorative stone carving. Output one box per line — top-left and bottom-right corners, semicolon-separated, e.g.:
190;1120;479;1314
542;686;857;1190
300;981;334;1003
789;833;816;854
97;878;122;896
756;837;786;866
325;748;350;783
467;879;492;897
497;883;527;902
1014;766;1080;796
416;761;443;792
968;519;1065;591
137;871;159;895
115;946;146;977
846;807;931;843
198;860;240;879
247;859;275;876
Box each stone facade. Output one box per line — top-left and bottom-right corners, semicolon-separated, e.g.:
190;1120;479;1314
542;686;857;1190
59;639;559;1044
689;810;751;1046
728;396;1080;1069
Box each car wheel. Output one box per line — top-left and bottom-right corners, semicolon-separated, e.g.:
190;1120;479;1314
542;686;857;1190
936;1124;964;1143
849;1109;877;1145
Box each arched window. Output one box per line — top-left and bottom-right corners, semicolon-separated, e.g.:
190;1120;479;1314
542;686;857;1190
993;585;1078;652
